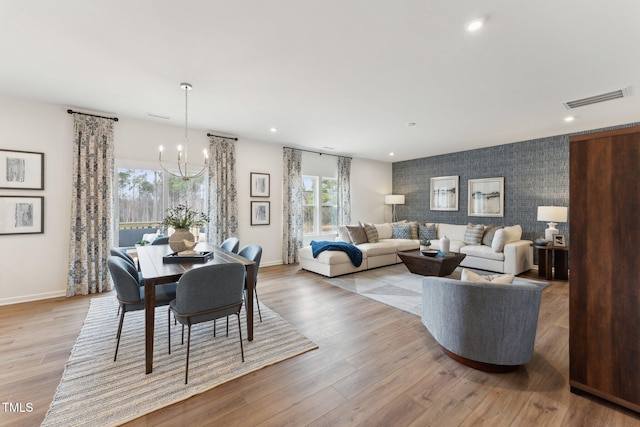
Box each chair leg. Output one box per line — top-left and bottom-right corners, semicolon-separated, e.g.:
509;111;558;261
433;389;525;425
213;319;216;337
185;324;191;385
226;316;229;337
236;312;244;362
114;306;125;362
181;324;184;345
254;288;262;322
167;308;171;355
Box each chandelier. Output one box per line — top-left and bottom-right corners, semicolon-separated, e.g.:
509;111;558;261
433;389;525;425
158;83;208;180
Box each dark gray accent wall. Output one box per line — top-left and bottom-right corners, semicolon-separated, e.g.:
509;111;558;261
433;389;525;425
392;121;640;244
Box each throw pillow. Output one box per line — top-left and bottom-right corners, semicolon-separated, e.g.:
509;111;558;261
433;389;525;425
363;223;379;243
491;229;507;252
482;225;501;246
408;221;419;239
463;223;484;245
337;225;352;243
391;224;412;239
461;268;514;284
503;224;523;243
374;223;393;239
419;223;437;241
346;225;368;245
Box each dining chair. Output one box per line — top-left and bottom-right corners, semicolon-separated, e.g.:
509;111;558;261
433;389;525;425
107;256;177;361
220;237;240;254
151;236;169;245
238;244;263;322
110;247;136;268
168;263;245;384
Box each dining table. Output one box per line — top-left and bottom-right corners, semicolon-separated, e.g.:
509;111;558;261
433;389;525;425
136;242;256;374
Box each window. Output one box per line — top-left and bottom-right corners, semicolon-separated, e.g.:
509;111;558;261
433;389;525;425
302;175;338;235
116;167;206;245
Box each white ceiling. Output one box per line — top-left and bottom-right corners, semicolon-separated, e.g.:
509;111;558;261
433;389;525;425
1;1;639;162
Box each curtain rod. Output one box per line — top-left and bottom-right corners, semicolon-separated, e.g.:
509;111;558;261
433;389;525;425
285;147;352;159
207;133;238;141
67;109;119;122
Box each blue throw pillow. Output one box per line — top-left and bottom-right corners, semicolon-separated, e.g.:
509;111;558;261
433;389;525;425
419;224;437;240
391;224;412;239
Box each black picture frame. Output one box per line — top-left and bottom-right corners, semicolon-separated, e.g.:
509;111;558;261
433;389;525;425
0;195;44;235
250;201;270;225
250;172;270;197
0;149;45;190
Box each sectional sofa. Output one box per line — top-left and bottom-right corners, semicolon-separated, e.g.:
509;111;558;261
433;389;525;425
299;221;533;277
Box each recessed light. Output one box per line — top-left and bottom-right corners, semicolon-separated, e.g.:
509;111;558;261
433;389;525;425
564;116;575;122
407;122;416;127
466;17;485;32
389;152;395;156
270;127;277;132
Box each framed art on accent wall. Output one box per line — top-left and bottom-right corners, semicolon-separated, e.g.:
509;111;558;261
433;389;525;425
251;201;270;225
0;195;44;235
0;149;44;190
430;175;459;211
250;172;270;197
468;177;504;217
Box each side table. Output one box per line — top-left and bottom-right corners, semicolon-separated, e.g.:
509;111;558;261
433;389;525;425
534;245;569;281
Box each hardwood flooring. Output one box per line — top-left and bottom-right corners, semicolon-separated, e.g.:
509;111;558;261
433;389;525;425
2;265;640;426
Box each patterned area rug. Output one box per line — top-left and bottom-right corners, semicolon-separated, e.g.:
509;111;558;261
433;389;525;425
42;297;317;427
325;264;425;316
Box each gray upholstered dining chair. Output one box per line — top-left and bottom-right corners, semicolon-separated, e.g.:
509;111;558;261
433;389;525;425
151;236;169;245
220;237;240;254
168;263;246;384
107;256;176;361
238;244;263;322
110;247;136;268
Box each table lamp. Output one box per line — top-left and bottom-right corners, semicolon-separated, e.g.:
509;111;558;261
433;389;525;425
537;206;568;241
385;194;405;222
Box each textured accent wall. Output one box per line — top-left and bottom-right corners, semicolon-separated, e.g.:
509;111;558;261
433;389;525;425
392;122;640;244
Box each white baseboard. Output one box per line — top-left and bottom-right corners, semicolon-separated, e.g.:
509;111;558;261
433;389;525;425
0;290;67;306
260;259;284;268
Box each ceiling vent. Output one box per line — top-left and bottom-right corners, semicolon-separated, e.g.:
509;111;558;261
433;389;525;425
563;87;630;109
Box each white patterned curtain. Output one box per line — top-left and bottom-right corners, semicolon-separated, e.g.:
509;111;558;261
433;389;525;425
337;156;351;226
206;136;238;244
67;115;115;296
282;148;303;264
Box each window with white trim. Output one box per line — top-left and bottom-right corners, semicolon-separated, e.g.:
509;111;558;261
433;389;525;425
302;175;338;235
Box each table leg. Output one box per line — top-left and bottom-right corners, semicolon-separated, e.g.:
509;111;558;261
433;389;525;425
245;264;255;341
145;279;156;374
554;250;569;280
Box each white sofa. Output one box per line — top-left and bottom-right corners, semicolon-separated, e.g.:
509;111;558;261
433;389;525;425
299;222;533;277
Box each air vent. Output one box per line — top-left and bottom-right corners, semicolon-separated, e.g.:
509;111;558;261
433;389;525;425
563;87;630;109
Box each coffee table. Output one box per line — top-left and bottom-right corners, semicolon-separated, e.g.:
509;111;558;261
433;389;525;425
397;250;466;277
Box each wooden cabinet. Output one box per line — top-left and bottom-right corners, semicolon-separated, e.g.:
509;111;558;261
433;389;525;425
569;126;640;413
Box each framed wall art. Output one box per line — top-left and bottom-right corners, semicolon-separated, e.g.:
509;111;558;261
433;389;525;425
0;195;44;235
430;175;459;211
251;201;270;225
250;172;270;197
468;177;504;217
0;149;44;190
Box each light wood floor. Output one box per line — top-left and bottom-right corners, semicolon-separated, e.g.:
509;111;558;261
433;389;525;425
2;265;640;426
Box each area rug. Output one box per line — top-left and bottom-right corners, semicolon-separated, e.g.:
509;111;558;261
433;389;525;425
42;297;317;427
325;264;424;316
325;264;541;317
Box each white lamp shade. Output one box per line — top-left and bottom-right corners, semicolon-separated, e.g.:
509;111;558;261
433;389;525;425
537;206;568;222
385;194;405;205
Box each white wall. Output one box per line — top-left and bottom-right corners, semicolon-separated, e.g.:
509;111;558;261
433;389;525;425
0;95;73;304
0;94;392;304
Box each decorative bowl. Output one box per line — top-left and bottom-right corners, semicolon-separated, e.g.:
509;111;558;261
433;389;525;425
421;249;439;257
534;238;549;246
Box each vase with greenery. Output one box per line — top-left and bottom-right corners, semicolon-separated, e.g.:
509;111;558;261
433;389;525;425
163;204;210;252
420;239;431;252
